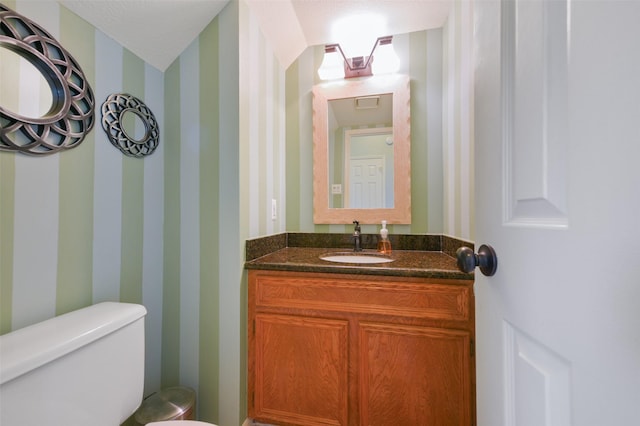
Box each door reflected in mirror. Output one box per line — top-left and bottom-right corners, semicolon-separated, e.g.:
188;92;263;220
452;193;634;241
328;94;394;209
313;75;411;224
331;126;394;208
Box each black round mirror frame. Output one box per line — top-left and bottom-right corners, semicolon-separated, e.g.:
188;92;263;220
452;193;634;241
101;93;159;158
0;4;95;156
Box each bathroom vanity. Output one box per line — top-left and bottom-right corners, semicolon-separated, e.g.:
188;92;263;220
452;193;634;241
245;234;475;426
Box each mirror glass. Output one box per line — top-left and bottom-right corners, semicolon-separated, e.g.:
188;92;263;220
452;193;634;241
313;75;411;224
328;94;393;209
121;109;148;143
0;46;53;118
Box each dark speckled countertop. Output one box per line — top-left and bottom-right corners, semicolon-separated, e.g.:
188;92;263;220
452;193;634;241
244;233;475;280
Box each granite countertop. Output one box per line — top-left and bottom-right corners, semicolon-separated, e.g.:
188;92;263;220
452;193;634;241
244;233;475;280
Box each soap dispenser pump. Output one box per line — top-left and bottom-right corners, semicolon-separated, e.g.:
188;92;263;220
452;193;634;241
377;220;392;254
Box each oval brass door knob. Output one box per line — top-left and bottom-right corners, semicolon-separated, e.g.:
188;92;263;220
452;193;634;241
456;245;498;276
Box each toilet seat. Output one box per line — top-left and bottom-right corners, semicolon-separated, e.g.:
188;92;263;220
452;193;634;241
146;422;216;425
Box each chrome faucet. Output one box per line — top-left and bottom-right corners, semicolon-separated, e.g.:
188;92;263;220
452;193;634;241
352;220;362;252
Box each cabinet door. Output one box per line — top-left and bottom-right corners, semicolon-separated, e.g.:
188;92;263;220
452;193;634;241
358;322;473;426
252;313;349;426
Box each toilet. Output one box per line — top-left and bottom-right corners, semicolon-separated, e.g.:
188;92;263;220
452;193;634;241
0;302;216;426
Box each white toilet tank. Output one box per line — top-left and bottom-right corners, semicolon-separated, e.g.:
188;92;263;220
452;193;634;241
0;302;147;426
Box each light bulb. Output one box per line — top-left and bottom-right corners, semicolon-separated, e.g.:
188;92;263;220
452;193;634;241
372;42;400;75
318;49;345;80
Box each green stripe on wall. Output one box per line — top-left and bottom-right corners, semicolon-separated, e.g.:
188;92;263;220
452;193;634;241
120;50;145;305
56;7;95;315
162;58;181;388
1;0;16;333
198;17;220;423
0;153;15;333
0;2;16;328
410;31;429;234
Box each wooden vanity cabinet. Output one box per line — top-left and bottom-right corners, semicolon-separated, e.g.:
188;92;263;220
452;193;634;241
248;270;475;426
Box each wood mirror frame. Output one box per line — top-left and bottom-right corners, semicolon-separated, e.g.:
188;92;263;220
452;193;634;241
312;74;411;224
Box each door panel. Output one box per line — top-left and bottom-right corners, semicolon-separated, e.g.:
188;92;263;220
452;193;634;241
348;157;384;208
503;0;569;227
503;322;571;426
474;1;640;425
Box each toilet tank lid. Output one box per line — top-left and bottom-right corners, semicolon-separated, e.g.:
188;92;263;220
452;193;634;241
0;302;147;385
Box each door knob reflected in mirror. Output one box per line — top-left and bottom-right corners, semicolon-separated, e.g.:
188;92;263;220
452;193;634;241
456;245;498;276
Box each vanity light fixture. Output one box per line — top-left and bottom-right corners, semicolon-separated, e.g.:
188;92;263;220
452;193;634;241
318;35;400;81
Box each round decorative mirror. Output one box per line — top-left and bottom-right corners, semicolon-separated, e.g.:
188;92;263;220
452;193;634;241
0;5;95;156
101;93;159;158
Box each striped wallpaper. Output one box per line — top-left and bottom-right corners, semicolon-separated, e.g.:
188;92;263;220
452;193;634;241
1;1;472;425
1;0;287;424
1;0;167;411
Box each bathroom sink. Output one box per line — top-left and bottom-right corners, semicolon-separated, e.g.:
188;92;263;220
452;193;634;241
320;252;395;264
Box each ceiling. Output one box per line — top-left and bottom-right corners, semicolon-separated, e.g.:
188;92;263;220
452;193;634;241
331;93;392;128
59;0;453;71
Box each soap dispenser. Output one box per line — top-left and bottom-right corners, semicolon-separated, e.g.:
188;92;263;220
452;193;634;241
377;220;392;254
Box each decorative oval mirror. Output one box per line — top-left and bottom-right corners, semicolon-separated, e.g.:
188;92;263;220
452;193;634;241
0;4;95;156
313;75;411;224
101;93;159;158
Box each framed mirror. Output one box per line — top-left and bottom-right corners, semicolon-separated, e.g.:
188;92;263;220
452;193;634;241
101;93;160;158
313;75;411;224
0;4;95;156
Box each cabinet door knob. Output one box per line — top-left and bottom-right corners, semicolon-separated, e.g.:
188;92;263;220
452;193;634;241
456;245;498;276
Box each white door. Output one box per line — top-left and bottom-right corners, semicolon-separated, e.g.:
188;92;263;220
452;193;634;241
348;157;384;208
473;1;640;425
